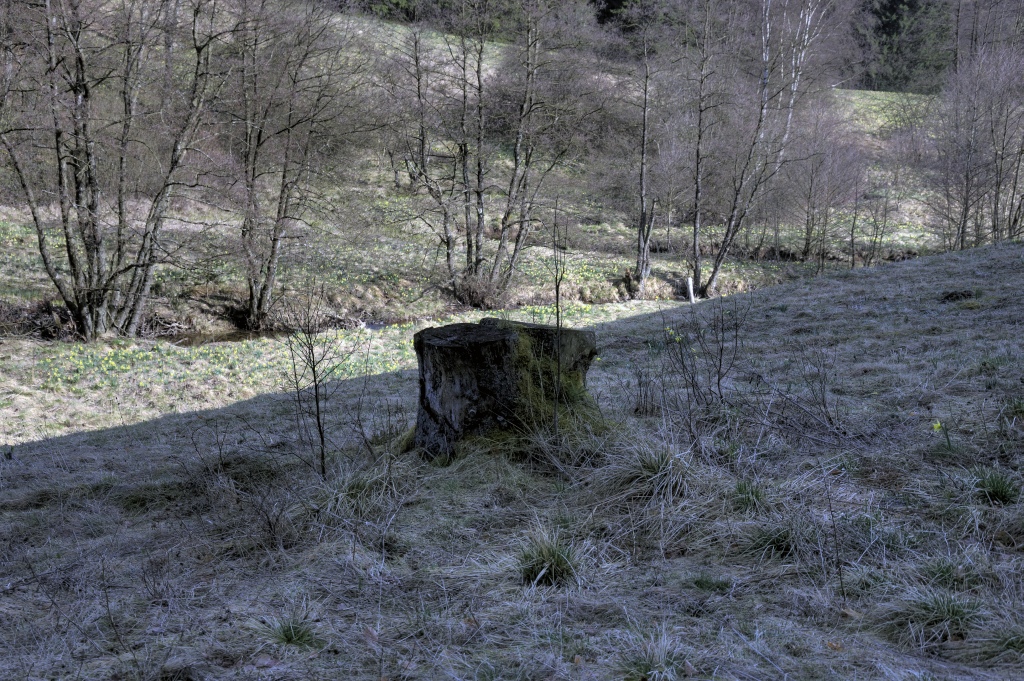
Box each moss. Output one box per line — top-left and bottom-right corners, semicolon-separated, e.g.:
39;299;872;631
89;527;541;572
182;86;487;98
396;426;417;454
506;326;600;432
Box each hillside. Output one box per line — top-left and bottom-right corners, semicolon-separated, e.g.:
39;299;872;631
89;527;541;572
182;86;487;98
2;242;1023;679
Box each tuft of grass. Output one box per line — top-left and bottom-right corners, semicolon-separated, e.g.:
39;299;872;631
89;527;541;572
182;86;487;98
110;480;192;514
978;358;1001;376
940;289;976;303
920;557;984;592
472;660;532;681
1005;397;1024;420
310;460;403;524
732;479;769;514
739;515;819;562
518;526;582;587
974;468;1020;506
262;615;325;650
945;620;1024;663
692;573;732;594
845;566;890;598
602;444;690;504
884;588;983;648
743;523;797;559
513;420;610;472
990;627;1024;661
614;627;688;681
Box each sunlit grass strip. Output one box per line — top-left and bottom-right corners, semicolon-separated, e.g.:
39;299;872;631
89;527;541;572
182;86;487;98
37;325;421;393
33;301;686;395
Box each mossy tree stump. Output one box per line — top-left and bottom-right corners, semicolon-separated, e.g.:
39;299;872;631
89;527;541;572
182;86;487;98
413;318;598;459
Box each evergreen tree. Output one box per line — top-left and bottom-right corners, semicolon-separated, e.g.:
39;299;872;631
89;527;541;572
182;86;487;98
858;0;952;93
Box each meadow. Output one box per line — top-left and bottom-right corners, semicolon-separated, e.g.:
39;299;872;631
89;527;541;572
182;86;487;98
1;69;1016;679
2;238;1023;679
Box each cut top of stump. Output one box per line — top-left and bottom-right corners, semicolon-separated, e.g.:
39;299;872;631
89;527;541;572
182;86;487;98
412;319;598;459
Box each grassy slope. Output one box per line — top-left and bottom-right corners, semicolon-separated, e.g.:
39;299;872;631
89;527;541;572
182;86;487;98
2;242;1023;679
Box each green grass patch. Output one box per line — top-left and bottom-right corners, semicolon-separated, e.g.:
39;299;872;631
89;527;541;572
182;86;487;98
974;468;1020;506
518;527;582;587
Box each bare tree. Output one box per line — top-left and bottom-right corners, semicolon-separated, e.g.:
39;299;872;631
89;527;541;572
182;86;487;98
597;0;691;298
215;0;371;330
977;48;1024;242
785;98;863;269
928;55;989;250
621;0;661;298
597;0;853;298
951;0;1024;73
684;0;723;295
380;0;597;306
926;47;1024;249
859;165;905;266
700;0;850;297
0;0;224;339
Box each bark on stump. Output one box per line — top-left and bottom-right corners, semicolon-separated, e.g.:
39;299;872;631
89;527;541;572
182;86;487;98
413;318;598;459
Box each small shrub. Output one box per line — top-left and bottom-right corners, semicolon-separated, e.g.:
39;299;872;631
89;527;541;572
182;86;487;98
884;589;983;647
632;366;661;417
974;468;1020;506
614;627;687;681
518;527;581;587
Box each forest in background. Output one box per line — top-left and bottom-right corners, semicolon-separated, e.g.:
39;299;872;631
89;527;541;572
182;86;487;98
0;0;1022;340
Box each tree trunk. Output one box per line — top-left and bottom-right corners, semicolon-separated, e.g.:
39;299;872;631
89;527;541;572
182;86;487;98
413;319;597;459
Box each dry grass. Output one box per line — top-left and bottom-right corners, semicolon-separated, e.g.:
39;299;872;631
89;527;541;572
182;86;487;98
1;242;1023;679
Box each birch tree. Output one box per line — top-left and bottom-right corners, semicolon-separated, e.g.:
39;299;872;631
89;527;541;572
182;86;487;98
701;0;847;296
0;0;224;339
381;0;596;306
216;0;371;329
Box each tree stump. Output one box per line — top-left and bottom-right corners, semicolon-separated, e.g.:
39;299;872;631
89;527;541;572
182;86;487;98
412;318;598;458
